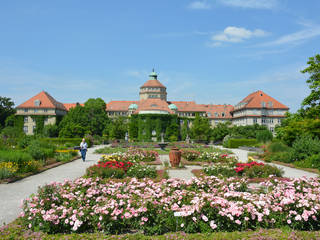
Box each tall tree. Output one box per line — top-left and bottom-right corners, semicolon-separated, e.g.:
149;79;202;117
0;97;15;129
190;114;211;141
301;54;320;118
84;98;109;135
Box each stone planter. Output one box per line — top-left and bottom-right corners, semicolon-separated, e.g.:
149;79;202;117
169;147;181;168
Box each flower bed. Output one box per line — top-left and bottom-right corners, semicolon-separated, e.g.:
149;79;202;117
204;160;283;179
21;176;320;235
86;154;157;179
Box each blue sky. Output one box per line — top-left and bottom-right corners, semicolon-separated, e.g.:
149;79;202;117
0;0;319;112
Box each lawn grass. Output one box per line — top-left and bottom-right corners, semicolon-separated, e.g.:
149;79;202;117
1;221;320;240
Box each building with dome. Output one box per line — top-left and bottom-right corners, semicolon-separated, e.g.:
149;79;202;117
16;70;289;135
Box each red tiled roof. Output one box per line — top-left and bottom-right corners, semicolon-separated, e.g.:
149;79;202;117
202;104;234;119
170;101;207;112
141;79;166;88
107;101;139;111
17;91;67;111
136;99;173;113
63;103;84;111
233;90;289;111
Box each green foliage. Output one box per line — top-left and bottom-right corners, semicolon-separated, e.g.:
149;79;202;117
55;152;75;162
180;119;190;141
31;115;46;135
86;166;126;179
165;117;180;141
0;126;25;146
211;121;231;142
26;140;55;160
294;153;320;169
264;151;293;163
190;114;211;141
128;115;139;140
126;164;157;179
291;135;320;162
0;150;32;167
107;116;128;140
41;137;92;148
43;124;59;137
267;141;290;153
59;100;109;137
244;164;283;178
231;124;269;139
256;130;273;143
0;96;15;129
300;54;320;118
224;138;258;148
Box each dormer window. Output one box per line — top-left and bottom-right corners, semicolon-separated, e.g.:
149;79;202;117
34;99;41;106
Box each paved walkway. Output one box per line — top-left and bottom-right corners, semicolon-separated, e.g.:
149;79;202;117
0;145;104;226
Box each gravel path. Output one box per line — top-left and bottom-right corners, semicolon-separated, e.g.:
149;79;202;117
159;155;202;180
0;145;105;226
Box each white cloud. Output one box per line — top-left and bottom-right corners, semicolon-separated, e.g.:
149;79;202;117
188;1;211;10
219;0;278;9
259;23;320;47
210;26;268;46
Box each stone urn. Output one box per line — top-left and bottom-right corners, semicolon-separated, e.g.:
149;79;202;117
169;147;181;168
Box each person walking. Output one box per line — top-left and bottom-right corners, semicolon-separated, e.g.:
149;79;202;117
80;138;88;162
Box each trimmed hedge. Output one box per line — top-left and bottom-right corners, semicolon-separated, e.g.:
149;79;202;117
226;139;258;148
40;138;92;147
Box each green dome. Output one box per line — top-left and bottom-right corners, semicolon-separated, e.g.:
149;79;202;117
149;68;158;80
129;103;138;110
168;104;178;110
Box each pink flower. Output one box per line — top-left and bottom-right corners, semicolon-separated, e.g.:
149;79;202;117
235;219;241;225
210;220;217;229
202;215;208;222
287;219;292;224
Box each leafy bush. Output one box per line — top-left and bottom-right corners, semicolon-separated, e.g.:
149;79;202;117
203;163;235;178
256;130;273;143
264;151;293;163
55;152;74;162
126;164;157;179
0;150;32;171
40;138;92;148
27;140;55;160
244;164;283;178
225;138;258;148
86;166;125;179
294;153;320;169
22;160;42;173
267;141;290;153
17;135;33;149
291;135;320;162
0;161;19;179
180;149;200;161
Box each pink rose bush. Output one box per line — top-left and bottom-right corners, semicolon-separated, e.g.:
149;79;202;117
21;176;320;235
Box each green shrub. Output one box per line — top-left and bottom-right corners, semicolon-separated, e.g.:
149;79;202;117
203;164;235;178
291;135;320;161
41;138;92;147
0;167;15;179
226;139;258;148
264;151;293;163
86;166;125;179
267;141;290;153
55;153;73;162
126;164;157;179
294;153;320;169
244;164;283;178
27;140;55;160
256;130;273;143
0;150;32;170
17;135;33;149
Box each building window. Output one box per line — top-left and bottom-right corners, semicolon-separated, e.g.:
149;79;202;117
24;117;28;123
253;118;257;124
222;112;225;117
24;109;28;113
23;126;28;133
261;101;266;108
214;112;219;117
32;126;36;133
270;127;274;132
44;109;48;112
34;109;38;113
268;101;273;108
